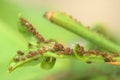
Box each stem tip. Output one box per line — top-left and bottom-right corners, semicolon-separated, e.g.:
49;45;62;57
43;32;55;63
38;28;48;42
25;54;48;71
44;12;54;21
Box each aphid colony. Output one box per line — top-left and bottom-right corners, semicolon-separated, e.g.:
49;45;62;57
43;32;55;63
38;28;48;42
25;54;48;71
9;17;120;72
15;17;120;63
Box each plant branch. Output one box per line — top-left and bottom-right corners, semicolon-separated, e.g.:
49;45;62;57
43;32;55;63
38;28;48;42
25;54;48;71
44;12;120;53
8;16;120;73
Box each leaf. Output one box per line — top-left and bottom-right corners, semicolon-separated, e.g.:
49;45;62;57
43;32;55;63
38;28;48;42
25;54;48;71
8;53;42;73
18;17;38;45
73;44;85;61
40;56;56;70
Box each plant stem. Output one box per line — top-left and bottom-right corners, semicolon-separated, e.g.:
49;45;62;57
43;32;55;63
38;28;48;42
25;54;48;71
44;12;120;53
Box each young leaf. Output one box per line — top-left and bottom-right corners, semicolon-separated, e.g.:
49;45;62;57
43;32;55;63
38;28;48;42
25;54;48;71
18;17;38;45
8;49;42;73
73;44;85;61
40;56;56;70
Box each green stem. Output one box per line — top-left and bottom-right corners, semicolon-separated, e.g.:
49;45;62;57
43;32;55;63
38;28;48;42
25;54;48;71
45;12;120;53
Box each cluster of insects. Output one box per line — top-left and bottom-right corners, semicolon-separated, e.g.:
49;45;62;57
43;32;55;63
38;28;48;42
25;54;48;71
8;16;120;72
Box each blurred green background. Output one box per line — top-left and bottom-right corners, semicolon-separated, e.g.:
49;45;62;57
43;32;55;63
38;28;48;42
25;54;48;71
0;0;120;80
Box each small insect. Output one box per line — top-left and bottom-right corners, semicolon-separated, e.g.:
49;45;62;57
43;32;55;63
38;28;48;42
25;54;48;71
21;57;26;61
17;50;24;55
86;61;92;64
13;56;20;62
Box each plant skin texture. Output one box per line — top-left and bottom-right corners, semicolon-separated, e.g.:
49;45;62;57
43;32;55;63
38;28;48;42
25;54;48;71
8;12;120;73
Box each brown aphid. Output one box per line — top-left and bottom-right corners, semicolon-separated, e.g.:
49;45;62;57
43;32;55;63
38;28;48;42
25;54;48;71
37;48;43;54
26;54;31;58
28;43;32;48
13;56;20;62
44;39;54;44
27;26;36;35
19;17;27;25
46;57;50;62
48;39;54;42
101;53;108;58
104;58;111;62
76;44;85;56
86;61;92;64
24;22;30;26
64;48;73;55
8;66;13;72
29;51;38;57
34;58;39;61
35;32;44;42
44;40;50;44
38;47;46;54
26;52;33;58
41;47;46;53
27;26;34;32
53;43;64;51
84;51;91;56
87;50;100;56
92;50;99;55
112;59;116;62
17;50;24;55
78;46;84;53
78;44;84;53
104;55;113;62
20;17;32;29
113;53;120;57
21;57;26;61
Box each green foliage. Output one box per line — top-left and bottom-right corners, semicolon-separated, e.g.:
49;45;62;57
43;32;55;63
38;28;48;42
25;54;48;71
8;15;120;73
40;56;56;70
1;0;120;80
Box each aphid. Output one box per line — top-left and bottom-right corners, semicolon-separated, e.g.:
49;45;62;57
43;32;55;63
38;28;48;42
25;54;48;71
53;43;64;51
78;46;84;53
8;66;13;72
35;32;44;42
64;48;73;55
21;57;26;61
28;43;32;48
27;26;34;32
112;53;120;57
13;56;20;62
86;61;92;64
25;22;29;26
104;58;111;62
104;55;113;62
44;39;54;44
28;51;38;57
46;57;50;62
37;48;43;54
26;52;33;58
19;17;27;25
86;50;100;56
17;50;24;55
101;53;108;58
34;58;39;61
75;44;85;56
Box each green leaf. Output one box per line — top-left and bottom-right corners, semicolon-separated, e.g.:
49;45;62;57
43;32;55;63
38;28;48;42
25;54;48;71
73;44;85;61
8;54;42;73
18;17;37;45
40;56;56;70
